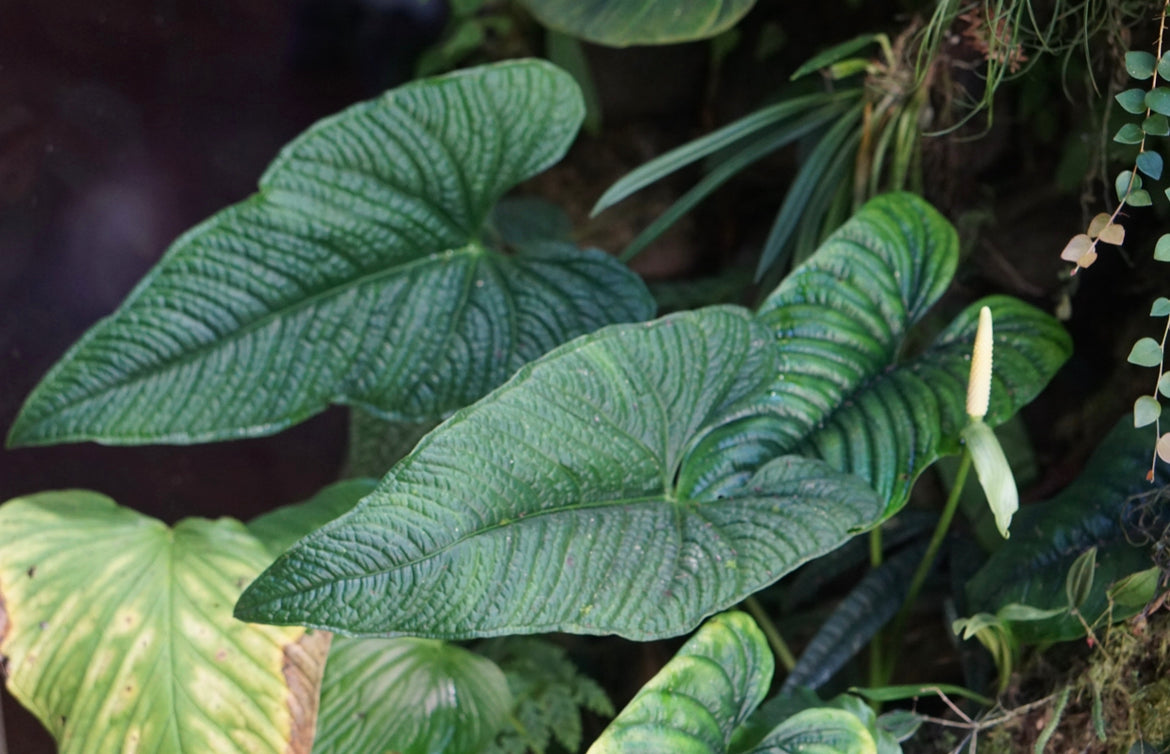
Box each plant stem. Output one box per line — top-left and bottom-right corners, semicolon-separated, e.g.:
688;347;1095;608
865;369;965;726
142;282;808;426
744;595;796;671
866;527;885;694
882;450;972;682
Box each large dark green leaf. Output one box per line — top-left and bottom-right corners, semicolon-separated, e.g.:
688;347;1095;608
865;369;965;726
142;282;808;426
518;0;756;46
312;637;511;754
0;492;330;754
248;478;379;557
681;195;1070;514
8;60;653;447
966;419;1170;642
235;194;1069;640
236;307;883;639
586;612;773;753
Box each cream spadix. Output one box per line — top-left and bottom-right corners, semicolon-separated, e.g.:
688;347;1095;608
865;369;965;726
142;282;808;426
961;305;1018;538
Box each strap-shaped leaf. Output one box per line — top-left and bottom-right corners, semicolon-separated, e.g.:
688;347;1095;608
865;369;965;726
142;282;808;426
518;0;756;46
8;60;654;447
967;419;1170;642
586;612;773;754
780;543;925;694
0;491;329;754
235;308;883;639
312;637;511;754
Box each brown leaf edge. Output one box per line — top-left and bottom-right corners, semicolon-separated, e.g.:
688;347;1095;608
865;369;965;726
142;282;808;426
284;628;332;754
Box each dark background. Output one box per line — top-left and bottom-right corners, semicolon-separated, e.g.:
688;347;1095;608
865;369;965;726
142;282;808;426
2;0;1159;750
0;0;453;749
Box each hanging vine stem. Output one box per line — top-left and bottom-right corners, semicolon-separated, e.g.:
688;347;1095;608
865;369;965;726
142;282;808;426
1060;0;1170;273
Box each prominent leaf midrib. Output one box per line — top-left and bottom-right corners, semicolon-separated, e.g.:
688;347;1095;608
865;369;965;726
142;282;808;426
277;490;710;599
38;242;491;423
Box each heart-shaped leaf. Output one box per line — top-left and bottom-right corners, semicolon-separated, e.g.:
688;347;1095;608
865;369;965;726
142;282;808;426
8;60;654;447
518;0;756;46
237;306;884;639
236;194;1069;640
966;419;1170;642
585;611;772;754
312;637;511;754
0;491;329;754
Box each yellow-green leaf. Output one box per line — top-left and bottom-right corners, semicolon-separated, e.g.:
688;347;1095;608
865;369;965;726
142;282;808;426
962;420;1019;539
1087;213;1111;238
0;491;329;754
1060;234;1096;269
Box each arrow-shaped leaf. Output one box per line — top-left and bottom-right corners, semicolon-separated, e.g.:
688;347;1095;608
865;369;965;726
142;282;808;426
9;60;654;447
236;308;883;639
0;491;329;754
236;194;1069;640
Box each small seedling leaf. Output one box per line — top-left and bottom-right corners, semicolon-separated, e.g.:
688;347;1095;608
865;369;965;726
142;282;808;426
1060;234;1096;268
1151;297;1170;316
1115;123;1145;144
1134;395;1162;427
1087;213;1111;238
1157;234;1170;261
790;33;883;80
1129;337;1163;367
997;603;1067;622
1137;150;1164;180
1108;567;1161;608
1129;189;1153;207
1159;432;1170;463
1098;223;1125;245
1117;88;1149;114
1147;87;1170;115
1161;51;1170;80
1116;170;1141;200
1127;51;1156;80
827;58;871;80
1144;114;1170;136
1065;546;1097;610
1159;372;1170;398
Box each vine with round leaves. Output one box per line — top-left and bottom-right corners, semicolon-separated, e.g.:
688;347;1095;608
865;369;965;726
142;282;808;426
1061;1;1170;479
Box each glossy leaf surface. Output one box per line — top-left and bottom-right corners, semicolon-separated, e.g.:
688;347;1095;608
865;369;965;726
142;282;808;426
312;637;511;754
0;491;329;754
586;612;772;753
518;0;755;46
9;60;653;446
237;194;1069;639
967;420;1170;642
